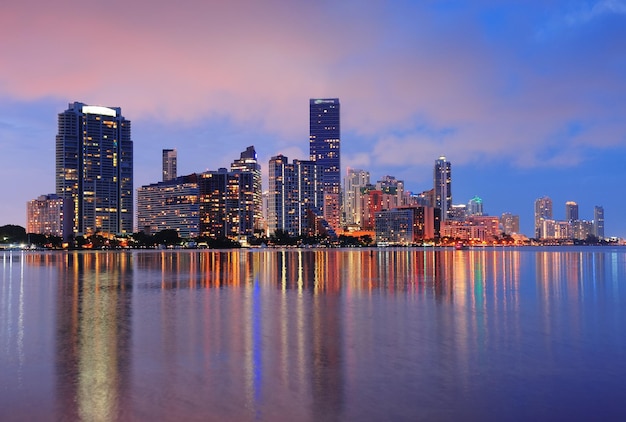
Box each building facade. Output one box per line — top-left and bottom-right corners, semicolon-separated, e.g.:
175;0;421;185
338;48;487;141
500;212;520;235
534;196;553;239
162;149;177;182
375;206;436;245
434;156;452;221
310;98;340;231
56;102;133;236
565;201;578;222
376;175;406;209
448;204;467;222
230;146;263;232
467;196;484;216
343;168;370;228
198;168;257;241
268;155;324;237
136;174;200;238
572;220;593;240
594;206;605;239
26;194;71;239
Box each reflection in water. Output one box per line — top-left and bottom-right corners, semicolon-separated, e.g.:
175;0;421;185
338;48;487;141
53;252;133;421
1;248;626;420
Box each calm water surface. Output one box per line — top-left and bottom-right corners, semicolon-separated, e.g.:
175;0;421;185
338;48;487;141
1;247;626;421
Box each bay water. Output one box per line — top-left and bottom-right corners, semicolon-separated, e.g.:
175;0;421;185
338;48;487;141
1;247;625;421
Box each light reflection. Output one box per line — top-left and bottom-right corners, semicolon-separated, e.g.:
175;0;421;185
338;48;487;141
18;251;25;387
52;251;132;421
4;248;626;420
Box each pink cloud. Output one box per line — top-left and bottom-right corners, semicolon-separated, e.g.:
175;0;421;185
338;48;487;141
1;0;625;170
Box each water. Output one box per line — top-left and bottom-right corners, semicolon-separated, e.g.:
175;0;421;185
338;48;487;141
1;247;625;421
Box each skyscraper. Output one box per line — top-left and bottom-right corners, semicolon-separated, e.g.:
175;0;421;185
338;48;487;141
467;196;484;216
137;174;200;238
375;175;405;209
500;212;520;235
230;146;263;232
198;147;261;242
565;201;578;222
343;168;370;227
268;155;323;236
534;196;553;238
310;98;340;231
162;149;177;182
594;206;605;239
26;194;71;239
434;156;452;221
56;102;133;236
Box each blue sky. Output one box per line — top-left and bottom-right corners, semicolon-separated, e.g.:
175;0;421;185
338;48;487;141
1;0;625;237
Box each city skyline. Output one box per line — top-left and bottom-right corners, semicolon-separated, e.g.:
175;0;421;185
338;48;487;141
1;1;625;236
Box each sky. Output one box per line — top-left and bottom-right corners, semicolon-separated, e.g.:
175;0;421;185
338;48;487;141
1;0;625;237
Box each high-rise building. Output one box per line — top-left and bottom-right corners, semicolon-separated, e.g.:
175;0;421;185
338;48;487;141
375;175;405;209
467;196;484;216
448;204;467;222
310;98;340;231
572;220;593;240
268;155;324;236
359;188;383;231
56;102;133;236
343;168;370;227
500;212;520;235
594;206;605;239
198;169;258;241
136;174;200;238
137;146;260;242
230;146;263;232
565;201;578;222
375;206;436;245
534;196;553;239
441;216;500;242
26;194;71;239
162;149;177;182
434;156;452;221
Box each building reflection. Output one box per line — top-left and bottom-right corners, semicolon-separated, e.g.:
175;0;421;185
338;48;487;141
14;247;625;420
51;252;133;421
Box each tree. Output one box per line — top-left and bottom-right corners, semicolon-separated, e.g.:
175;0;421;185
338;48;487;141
132;231;155;247
154;229;181;246
270;229;297;246
359;235;374;246
0;225;27;243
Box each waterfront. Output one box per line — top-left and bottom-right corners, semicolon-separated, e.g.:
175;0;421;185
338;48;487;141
1;247;625;421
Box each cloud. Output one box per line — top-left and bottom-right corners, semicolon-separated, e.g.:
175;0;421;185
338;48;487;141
564;0;626;25
1;0;626;177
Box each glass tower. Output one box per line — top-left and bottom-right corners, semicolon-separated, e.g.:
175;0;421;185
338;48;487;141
162;149;177;182
433;156;452;221
534;196;553;239
343;168;370;227
565;201;579;222
594;206;605;239
230;146;263;233
310;98;340;231
56;102;133;236
268;155;323;236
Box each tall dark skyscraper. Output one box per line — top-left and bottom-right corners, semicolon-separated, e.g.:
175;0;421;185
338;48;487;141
162;149;177;182
594;205;605;239
56;102;133;236
309;98;340;231
433;156;452;221
565;201;579;222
